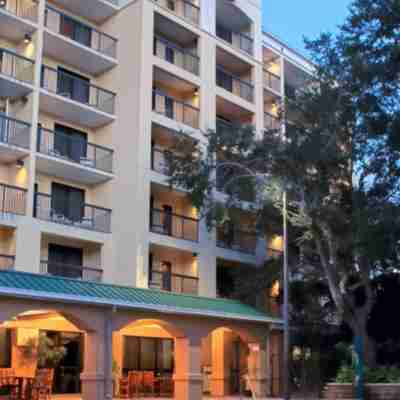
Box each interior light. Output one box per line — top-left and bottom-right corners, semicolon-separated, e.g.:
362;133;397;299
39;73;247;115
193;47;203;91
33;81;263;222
24;34;32;44
16;159;24;169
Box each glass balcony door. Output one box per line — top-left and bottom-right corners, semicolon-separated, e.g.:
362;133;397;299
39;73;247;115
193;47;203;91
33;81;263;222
51;182;85;223
60;14;92;47
53;124;88;163
57;67;90;104
48;243;83;279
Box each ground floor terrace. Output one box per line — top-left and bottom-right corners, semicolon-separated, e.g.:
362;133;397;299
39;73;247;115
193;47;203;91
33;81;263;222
0;271;283;400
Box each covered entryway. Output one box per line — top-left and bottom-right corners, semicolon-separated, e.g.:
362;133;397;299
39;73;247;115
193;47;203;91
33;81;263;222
0;270;283;400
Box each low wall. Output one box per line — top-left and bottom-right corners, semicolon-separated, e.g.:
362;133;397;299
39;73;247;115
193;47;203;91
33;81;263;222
324;383;400;400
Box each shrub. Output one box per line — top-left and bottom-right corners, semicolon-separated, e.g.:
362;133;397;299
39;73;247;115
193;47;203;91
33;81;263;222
334;365;400;384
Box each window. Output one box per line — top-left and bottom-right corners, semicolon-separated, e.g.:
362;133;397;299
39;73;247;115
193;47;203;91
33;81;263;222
57;67;90;104
216;25;233;44
60;14;92;47
54;124;88;163
48;243;83;279
123;336;174;375
51;182;85;222
0;328;11;368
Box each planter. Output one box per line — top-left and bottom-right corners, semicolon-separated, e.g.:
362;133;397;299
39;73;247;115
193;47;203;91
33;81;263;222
324;383;355;399
324;383;400;399
366;383;400;400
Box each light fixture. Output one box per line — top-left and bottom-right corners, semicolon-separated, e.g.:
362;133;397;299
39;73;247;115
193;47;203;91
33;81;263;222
0;0;6;7
24;34;32;44
194;88;199;96
16;159;24;169
192;252;198;258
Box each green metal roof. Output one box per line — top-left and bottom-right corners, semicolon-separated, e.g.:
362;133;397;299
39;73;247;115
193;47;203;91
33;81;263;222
0;270;281;324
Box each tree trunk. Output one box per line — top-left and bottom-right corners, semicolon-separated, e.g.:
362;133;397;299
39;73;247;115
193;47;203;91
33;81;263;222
352;317;377;369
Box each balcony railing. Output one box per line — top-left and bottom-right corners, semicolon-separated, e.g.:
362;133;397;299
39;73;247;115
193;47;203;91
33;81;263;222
149;267;198;295
217;227;257;255
264;112;280;130
0;113;30;149
41;65;116;114
0;48;34;84
35;192;112;233
263;69;281;93
40;260;103;282
216;66;254;103
0;254;15;271
155;0;199;25
0;183;26;216
154;35;199;75
38;127;113;173
150;208;198;242
216;26;253;56
151;147;171;175
153;89;199;129
45;6;118;59
0;0;38;22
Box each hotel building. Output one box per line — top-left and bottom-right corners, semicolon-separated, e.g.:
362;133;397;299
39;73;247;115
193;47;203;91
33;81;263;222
0;0;312;398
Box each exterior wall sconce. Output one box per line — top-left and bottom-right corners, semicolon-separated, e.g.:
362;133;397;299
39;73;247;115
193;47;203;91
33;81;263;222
24;34;32;44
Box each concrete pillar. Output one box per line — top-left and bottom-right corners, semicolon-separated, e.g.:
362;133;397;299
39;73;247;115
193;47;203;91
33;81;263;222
247;340;268;398
174;337;202;400
210;329;234;396
81;331;107;400
14;219;41;273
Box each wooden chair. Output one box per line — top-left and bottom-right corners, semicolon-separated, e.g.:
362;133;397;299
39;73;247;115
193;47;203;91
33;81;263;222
128;371;143;398
31;369;54;400
0;368;20;400
142;371;155;397
118;375;130;398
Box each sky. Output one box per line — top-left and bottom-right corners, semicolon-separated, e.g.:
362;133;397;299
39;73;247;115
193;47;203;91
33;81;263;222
262;0;353;55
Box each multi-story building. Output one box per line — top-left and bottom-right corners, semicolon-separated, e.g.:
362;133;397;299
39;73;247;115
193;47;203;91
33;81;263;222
0;0;312;399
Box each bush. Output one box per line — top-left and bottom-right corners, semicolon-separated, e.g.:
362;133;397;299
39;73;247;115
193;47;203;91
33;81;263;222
334;365;400;384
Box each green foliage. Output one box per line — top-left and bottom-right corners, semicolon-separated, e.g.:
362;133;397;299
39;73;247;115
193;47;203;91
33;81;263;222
37;332;67;369
335;365;356;383
335;365;400;384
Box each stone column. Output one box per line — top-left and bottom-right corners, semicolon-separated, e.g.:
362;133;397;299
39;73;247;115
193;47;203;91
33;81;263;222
247;341;268;398
81;332;106;400
174;337;202;400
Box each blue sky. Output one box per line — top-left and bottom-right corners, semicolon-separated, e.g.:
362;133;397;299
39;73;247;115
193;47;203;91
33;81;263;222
262;0;353;55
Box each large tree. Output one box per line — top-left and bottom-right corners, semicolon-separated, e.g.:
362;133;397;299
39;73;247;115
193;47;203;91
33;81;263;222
167;0;400;368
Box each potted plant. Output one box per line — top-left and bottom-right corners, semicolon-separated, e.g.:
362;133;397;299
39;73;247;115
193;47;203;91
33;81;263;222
37;333;67;369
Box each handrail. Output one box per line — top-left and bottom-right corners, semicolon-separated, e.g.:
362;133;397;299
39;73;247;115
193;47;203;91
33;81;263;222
0;182;27;216
154;35;199;75
150;267;199;295
45;6;118;58
216;65;254;102
41;65;116;114
35;192;112;233
150;207;199;242
37;127;114;173
153;89;199;111
0;47;34;63
0;47;34;84
155;0;200;25
0;113;31;149
217;226;257;255
263;69;281;93
0;0;38;21
40;260;103;282
216;25;254;55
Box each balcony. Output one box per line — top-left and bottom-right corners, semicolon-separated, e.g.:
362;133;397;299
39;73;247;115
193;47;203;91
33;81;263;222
50;0;119;23
0;114;30;162
264;112;280;131
0;48;34;98
151;146;171;176
155;0;199;26
44;6;118;76
150;208;198;242
216;65;253;103
0;183;27;217
154;35;199;76
216;26;253;56
217;227;257;255
149;265;198;295
40;260;102;282
0;0;37;42
40;65;116;128
153;89;199;129
264;69;281;95
35;192;112;233
0;254;15;271
36;127;114;185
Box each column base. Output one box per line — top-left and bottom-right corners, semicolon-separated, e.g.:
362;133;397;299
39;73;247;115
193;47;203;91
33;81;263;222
174;373;203;400
80;373;105;400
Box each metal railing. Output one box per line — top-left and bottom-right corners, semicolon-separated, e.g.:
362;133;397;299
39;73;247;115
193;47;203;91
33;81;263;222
150;208;198;242
0;48;34;84
37;127;113;173
44;6;118;58
40;260;103;282
41;65;116;114
0;113;30;149
216;26;254;56
35;192;112;233
149;268;198;295
264;112;280;130
217;227;257;255
0;255;15;271
0;183;26;216
0;0;38;22
151;147;172;175
153;89;199;129
263;69;281;93
155;0;199;25
154;35;199;75
216;66;254;103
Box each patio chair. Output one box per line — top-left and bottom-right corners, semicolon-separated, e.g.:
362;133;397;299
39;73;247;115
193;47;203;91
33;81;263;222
31;369;54;400
128;371;143;398
142;372;155;397
0;369;20;400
